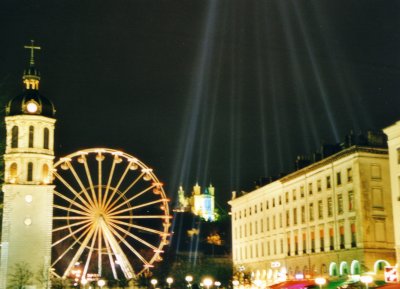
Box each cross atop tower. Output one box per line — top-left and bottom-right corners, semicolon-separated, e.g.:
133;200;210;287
24;40;41;65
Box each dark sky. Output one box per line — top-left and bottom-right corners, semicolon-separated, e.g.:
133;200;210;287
1;0;400;209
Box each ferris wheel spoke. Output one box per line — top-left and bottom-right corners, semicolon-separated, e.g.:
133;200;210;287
107;224;150;266
52;222;92;247
108;198;167;216
63;225;97;278
53;204;91;216
103;163;142;211
52;225;92;266
65;160;97;209
53;170;93;210
109;219;167;236
101;155;118;211
106;184;155;214
82;224;100;279
52;219;91;233
97;151;104;207
54;190;92;215
80;153;99;208
108;222;158;251
51;270;61;279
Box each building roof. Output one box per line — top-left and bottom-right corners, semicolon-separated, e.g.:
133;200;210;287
280;145;387;183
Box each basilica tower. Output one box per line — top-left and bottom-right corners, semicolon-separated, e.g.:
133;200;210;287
0;41;56;289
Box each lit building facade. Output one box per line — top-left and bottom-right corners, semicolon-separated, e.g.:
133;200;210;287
384;121;400;265
229;145;395;285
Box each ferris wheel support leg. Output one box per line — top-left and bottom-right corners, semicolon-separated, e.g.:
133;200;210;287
104;232;119;280
100;219;135;279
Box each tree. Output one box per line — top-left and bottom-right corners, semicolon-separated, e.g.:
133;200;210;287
118;277;130;289
51;277;69;289
7;262;33;289
36;266;50;289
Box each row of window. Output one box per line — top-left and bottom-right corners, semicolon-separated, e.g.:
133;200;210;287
9;162;49;183
11;125;50;149
234;164;384;221
234;170;354;220
234;192;358;240
234;222;357;261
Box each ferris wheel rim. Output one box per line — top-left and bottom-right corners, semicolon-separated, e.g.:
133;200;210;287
51;147;171;280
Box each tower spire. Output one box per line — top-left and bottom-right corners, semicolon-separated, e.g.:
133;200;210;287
22;40;41;90
24;40;41;66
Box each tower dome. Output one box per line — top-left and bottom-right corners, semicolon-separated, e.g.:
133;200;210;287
6;89;56;117
5;40;55;117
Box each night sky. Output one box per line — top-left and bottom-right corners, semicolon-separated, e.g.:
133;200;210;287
1;0;399;209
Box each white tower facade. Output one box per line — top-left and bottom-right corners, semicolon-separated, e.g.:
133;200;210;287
0;42;56;289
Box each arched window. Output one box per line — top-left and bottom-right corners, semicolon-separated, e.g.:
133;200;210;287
42;164;49;183
29;126;34;148
11;126;18;148
329;263;338;276
374;260;389;273
340;261;349;276
27;162;33;181
10;163;18;182
351;260;360;275
43;128;49;149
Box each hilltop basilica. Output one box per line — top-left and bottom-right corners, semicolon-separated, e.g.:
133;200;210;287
175;183;217;222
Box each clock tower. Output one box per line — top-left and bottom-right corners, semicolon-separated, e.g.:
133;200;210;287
0;41;56;289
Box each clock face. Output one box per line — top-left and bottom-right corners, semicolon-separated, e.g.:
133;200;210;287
26;101;38;113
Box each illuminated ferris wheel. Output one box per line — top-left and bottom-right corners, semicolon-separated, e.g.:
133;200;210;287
51;148;171;280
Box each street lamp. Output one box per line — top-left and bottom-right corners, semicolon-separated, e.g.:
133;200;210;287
214;281;221;289
315;277;326;289
203;278;213;289
151;279;158;289
185;275;193;288
253;279;262;289
166;277;174;288
97;280;106;289
360;275;373;289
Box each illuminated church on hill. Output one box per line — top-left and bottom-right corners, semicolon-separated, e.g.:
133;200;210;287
176;183;216;221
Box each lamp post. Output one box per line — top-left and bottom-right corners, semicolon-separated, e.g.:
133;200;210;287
81;279;88;289
203;278;213;289
166;277;174;289
185;275;193;288
360;275;373;289
315;277;326;289
214;281;221;289
151;279;158;289
253;279;262;289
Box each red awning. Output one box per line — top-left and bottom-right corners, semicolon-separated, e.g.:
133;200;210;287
268;280;316;289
